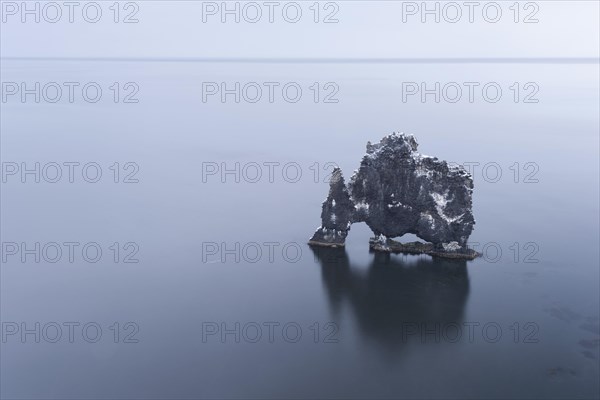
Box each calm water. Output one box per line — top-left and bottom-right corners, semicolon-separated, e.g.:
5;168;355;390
1;60;599;399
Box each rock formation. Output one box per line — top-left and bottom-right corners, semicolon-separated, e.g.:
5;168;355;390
308;132;478;259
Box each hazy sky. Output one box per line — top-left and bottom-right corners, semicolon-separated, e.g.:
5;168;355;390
1;1;598;59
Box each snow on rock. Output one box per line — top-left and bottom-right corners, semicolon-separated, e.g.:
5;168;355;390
442;242;462;251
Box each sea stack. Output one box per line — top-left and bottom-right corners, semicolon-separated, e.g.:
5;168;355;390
308;132;478;259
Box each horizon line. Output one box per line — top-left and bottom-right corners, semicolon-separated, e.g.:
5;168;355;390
1;56;599;64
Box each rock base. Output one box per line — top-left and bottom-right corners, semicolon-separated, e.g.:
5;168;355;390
369;237;480;260
308;226;348;248
307;240;345;249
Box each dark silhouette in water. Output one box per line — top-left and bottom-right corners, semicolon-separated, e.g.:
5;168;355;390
311;246;470;351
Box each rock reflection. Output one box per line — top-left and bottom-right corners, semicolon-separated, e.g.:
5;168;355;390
311;246;470;350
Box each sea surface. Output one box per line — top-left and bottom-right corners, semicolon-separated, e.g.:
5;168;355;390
1;60;599;399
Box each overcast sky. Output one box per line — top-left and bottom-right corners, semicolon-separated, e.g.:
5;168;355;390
1;1;598;59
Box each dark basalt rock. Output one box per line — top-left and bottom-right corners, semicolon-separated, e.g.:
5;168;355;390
309;132;478;259
307;168;353;248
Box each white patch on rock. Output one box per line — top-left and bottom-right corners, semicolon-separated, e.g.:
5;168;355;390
442;241;461;251
415;167;434;178
373;234;390;250
355;202;370;212
420;212;435;229
431;191;464;223
320;227;345;240
387;200;412;210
